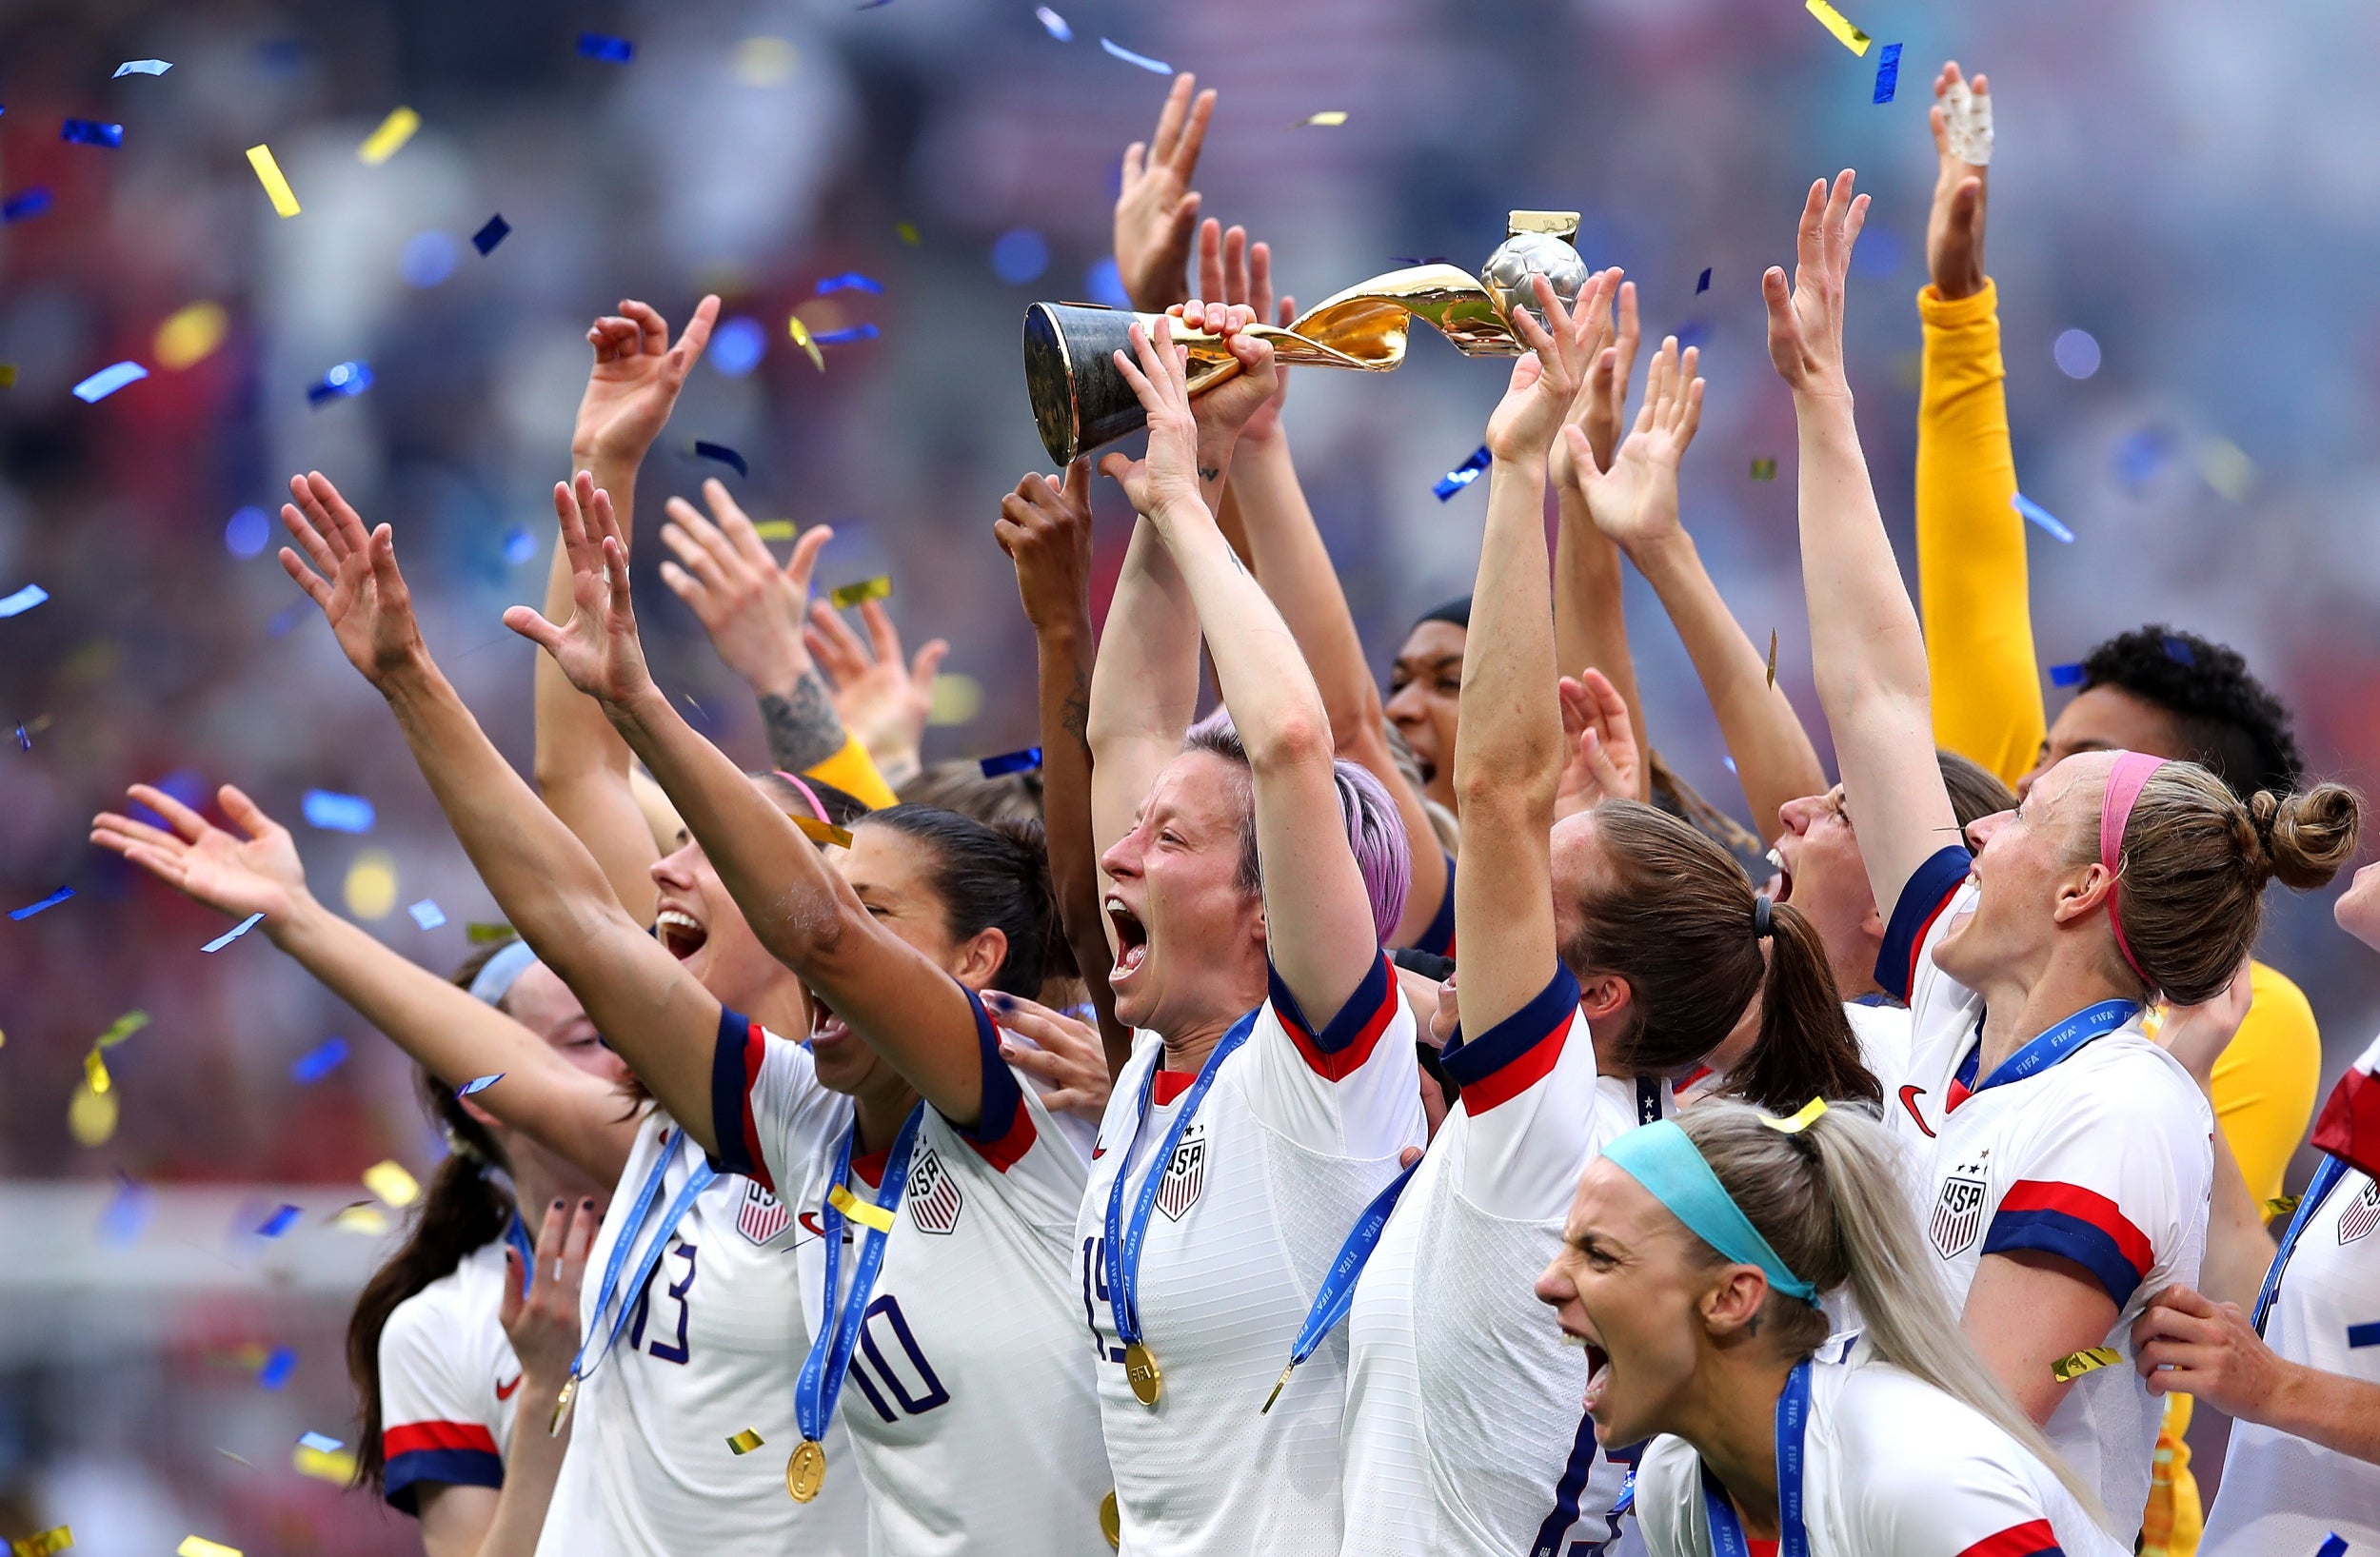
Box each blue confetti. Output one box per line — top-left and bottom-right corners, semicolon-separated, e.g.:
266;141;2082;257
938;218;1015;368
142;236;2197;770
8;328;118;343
1722;755;1738;774
708;317;765;377
401;230;458;287
99;1175;153;1244
72;362;148;402
502;525;539;565
2316;1538;2348;1557
298;1431;345;1455
61;118;124;148
301;789;375;834
13;723;28;751
1872;42;1903;104
201;912;267;953
1696;266;1711;294
2348;1322;2380;1348
256;1204;302;1239
812;324;880;345
980;746;1043;778
10;886;73;920
2011;492;2074;543
1100;37;1173;73
290;1036;348;1085
225;505;270;558
991;227;1049;285
1036;7;1072;40
3;187;52;223
2162;635;2196;667
578;32;633;62
1434;444;1492;501
0;582;50;616
472;214;510;255
457;1073;504;1098
407;898;446;930
307;361;373;405
694;441;748;479
258;1347;298;1390
114;59;174;77
816;272;884;295
2050;662;2087;688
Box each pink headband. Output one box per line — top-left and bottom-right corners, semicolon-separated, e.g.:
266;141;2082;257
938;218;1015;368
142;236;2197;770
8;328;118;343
773;770;831;824
2097;751;2168;990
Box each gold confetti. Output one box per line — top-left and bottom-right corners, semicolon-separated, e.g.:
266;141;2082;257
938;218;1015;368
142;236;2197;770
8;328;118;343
734;37;799;87
1749;457;1777;480
1803;0;1872;55
344;849;398;920
752;521;798;541
829;576;893;610
12;1525;72;1556
829;1182;896;1232
69;1081;118;1147
293;1443;358;1482
2265;1193;2300;1219
245;145;301;218
154;303;228;371
725;1428;766;1454
927;672;983;728
329;1201;390;1235
466;921;515;944
2052;1346;2120;1383
358;108;421;166
1296;110;1348;127
787;315;825;372
0;365;15;388
178;1538;242;1557
1762;1097;1827;1133
363;1159;422;1208
895;222;922;246
1765;629;1779;690
84;1049;111;1094
791;816;855;850
97;1011;151;1048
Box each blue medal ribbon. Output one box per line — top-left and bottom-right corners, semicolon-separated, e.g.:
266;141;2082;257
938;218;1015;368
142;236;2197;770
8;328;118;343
505;1212;536;1296
1954;998;2140;1097
1699;1358;1813;1557
795;1106;926;1444
565;1130;717;1389
1103;1007;1259;1350
2252;1154;2351;1334
1262;1154;1420;1411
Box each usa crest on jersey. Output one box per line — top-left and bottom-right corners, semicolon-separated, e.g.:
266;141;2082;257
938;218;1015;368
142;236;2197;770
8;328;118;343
1931;1173;1989;1258
2340;1179;2380;1245
737;1179;791;1245
906;1147;964;1235
1156;1124;1206;1222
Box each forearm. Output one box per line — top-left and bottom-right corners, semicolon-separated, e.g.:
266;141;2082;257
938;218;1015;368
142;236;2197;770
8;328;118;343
1155;495;1330;776
1035;616;1130;1071
756;670;853;774
471;1401;573;1557
1631;528;1827;838
1914;281;2043;789
1086;517;1201;853
2197;1097;2279;1312
1553;492;1651;800
2259;1363;2380;1462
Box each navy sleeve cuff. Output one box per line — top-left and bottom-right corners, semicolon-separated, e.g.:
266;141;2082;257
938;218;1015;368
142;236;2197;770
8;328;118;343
1270;951;1400;1080
1873;844;1973;1003
949;985;1039;1172
1438;966;1582;1112
708;1006;768;1186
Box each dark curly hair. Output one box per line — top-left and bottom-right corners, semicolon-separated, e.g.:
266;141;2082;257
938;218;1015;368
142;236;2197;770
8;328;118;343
2076;625;2305;799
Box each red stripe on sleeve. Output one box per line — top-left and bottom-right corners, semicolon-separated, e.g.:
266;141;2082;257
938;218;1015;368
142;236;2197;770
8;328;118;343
1277;956;1399;1081
1458;1016;1571;1114
1995;1180;2153;1284
1953;1518;2063;1557
740;1021;774;1194
384;1420;499;1457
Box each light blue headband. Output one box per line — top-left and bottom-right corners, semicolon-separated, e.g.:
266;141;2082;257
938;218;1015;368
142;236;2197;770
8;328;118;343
1602;1120;1822;1307
466;940;540;1008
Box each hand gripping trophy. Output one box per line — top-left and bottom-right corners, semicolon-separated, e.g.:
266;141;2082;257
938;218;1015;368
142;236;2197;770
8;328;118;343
1021;212;1588;465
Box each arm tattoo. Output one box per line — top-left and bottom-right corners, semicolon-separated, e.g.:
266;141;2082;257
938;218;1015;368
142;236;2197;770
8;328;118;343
758;670;846;773
1198;464;1222;483
1058;663;1092;743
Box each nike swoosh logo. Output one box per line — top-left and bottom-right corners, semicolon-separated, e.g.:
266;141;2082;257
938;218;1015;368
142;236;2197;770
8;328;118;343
798;1212;826;1238
1092;1147;1107;1159
1897;1085;1936;1139
495;1373;522;1401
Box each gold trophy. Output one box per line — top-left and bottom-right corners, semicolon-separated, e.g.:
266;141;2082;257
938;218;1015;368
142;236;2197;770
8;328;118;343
1022;212;1587;466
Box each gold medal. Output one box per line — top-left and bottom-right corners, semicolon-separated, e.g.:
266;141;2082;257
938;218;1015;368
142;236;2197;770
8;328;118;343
1123;1340;1162;1406
1100;1489;1121;1549
546;1377;577;1438
786;1438;827;1502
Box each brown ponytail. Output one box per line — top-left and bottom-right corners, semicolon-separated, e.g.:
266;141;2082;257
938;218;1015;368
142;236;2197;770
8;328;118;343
1563;800;1876;1109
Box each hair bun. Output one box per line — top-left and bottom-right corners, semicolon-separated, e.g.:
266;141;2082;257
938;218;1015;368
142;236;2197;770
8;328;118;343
2254;782;2363;891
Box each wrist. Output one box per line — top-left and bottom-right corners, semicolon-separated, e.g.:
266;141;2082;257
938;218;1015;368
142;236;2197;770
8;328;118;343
1628;525;1697;577
267;887;329;945
2260;1358;2321;1434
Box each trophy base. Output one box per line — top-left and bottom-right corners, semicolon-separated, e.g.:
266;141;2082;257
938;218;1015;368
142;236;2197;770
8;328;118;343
1024;304;1150;467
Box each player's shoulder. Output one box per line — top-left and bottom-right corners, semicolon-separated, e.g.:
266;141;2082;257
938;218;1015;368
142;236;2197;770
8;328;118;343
1828;1351;2033;1501
382;1241;506;1366
2030;1034;2208;1135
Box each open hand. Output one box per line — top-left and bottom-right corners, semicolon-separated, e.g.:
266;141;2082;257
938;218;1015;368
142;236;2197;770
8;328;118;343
1114;75;1217;314
278;471;427;687
1484;275;1598;463
1553;667;1642;821
572;297;721;466
1193;221;1297;443
1926;63;1991;301
996;460;1097;638
503;1197;600;1394
985;992;1114;1119
90;782;307;926
1547;268;1635;489
807;594;947;782
1562;335;1705;557
657;480;830;699
1763;171;1869;397
503;474;656;710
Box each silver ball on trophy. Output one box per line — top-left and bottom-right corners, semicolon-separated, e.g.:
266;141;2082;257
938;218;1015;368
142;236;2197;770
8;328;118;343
1479;212;1588;333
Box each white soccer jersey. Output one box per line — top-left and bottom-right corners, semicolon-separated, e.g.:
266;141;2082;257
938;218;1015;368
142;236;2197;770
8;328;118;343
1343;966;1668;1557
380;1236;519;1514
533;1109;869;1557
1874;845;2213;1524
2200;1163;2380;1557
1079;953;1424;1557
1634;1333;2125;1557
711;998;1111;1557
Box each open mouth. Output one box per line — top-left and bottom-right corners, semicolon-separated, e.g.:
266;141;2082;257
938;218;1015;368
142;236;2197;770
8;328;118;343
1566;1333;1614;1415
806;988;851;1047
656;906;708;960
1765;847;1794;904
1105;895;1150;981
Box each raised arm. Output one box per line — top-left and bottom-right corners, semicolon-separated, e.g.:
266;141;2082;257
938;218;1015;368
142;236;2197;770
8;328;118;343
1564;339;1828;837
1114;73;1216;314
1764;172;1960;915
510;478;999;1127
803;592;946;795
279;470;727;1153
89;782;636;1185
1086;512;1202;872
1913;64;2042;788
1099;313;1375;1024
1548;269;1654;802
537;298;718;922
1201;224;1448;947
996;459;1131;1074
